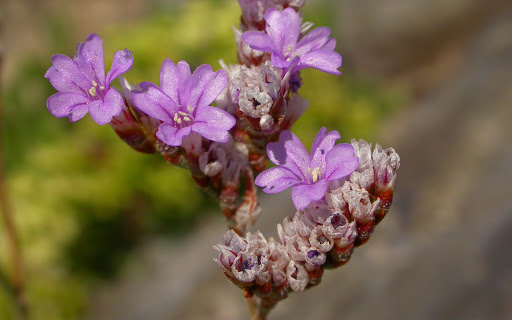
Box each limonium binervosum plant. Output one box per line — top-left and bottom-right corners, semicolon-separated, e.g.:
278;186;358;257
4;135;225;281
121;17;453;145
44;1;400;318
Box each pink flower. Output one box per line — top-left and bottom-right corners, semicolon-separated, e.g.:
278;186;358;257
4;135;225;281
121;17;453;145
131;59;235;146
45;34;133;125
255;128;359;210
241;8;342;75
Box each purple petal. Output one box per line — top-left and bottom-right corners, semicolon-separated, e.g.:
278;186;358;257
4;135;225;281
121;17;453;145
68;104;89;122
291;180;328;210
309;127;340;169
131;83;176;122
264;8;299;52
255;167;300;193
191;122;231;143
88;88;123;125
159;59;180;102
194;106;235;130
325;144;359;181
46;92;89;119
296;50;342;75
323;38;336;51
176;61;192;85
105;49;133;85
173;60;191;105
179;64;215;109
241;31;277;54
157;123;191;146
73;33;106;86
267;130;309;180
294;27;332;57
270;53;295;69
160;60;191;102
196;70;228;108
45;54;91;94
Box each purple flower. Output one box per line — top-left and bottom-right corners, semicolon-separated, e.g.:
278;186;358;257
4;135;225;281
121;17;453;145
131;59;236;146
255;128;358;210
45;33;133;125
241;8;341;75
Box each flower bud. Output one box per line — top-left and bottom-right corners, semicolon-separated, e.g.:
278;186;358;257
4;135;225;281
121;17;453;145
305;249;327;267
373;144;400;224
350;139;374;189
234;27;265;65
222;229;247;253
305;200;335;224
323;213;357;248
285;234;309;262
110;77;159;153
309;226;334;253
199;141;230;177
214;245;238;273
232;252;260;284
286;260;308;292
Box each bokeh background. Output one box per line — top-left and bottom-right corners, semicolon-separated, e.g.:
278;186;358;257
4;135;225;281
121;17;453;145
1;0;511;319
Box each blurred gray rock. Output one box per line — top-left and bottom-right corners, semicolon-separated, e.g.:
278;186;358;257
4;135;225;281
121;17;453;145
335;0;511;88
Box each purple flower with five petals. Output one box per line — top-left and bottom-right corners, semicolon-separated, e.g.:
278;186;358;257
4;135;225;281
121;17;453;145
45;33;133;125
241;8;341;76
131;59;235;146
255;128;358;210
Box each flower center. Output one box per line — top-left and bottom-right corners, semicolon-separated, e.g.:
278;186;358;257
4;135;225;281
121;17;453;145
173;106;195;127
88;80;105;99
308;167;321;183
285;45;296;62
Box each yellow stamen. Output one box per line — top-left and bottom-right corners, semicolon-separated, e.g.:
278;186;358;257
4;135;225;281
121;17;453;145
311;167;321;183
88;87;97;96
183;116;191;122
178;111;188;116
173;113;179;122
92;80;98;87
187;105;194;112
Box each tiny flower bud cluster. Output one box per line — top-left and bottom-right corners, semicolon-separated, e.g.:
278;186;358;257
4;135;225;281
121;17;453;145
215;139;400;300
238;0;306;32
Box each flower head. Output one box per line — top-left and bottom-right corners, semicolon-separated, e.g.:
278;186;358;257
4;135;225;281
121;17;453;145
255;128;359;210
241;8;342;75
131;59;235;146
238;0;306;31
45;33;133;125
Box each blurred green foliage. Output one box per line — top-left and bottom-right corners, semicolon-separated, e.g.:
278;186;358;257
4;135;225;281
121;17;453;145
0;0;402;319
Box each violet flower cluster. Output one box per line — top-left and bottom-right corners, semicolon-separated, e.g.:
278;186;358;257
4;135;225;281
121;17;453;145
44;0;400;318
215;138;400;302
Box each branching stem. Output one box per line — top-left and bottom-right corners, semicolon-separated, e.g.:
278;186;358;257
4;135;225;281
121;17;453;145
0;24;29;319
